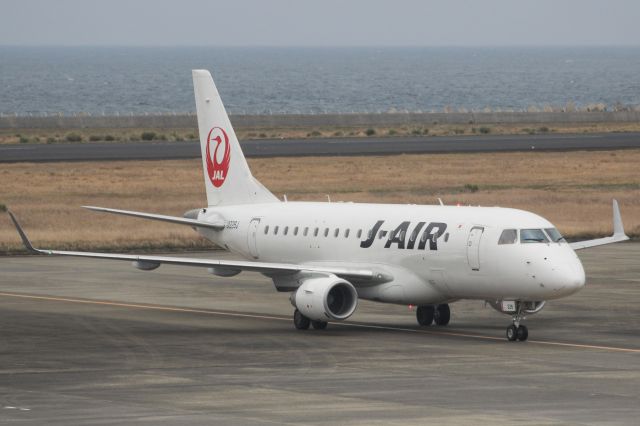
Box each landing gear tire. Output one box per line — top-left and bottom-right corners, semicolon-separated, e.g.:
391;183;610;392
434;304;451;326
516;325;528;341
293;309;310;330
506;324;518;341
506;302;530;341
311;320;328;330
416;305;435;326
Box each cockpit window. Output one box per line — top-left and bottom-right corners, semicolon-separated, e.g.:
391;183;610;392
544;228;565;243
498;229;517;245
520;229;549;243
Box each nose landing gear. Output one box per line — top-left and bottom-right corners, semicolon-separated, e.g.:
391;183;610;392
506;324;528;341
506;304;529;342
487;300;539;341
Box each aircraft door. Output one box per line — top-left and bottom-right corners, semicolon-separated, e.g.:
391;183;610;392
467;226;484;271
248;218;260;259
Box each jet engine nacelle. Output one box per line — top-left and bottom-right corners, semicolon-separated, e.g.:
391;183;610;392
208;267;241;277
132;260;160;271
290;276;358;321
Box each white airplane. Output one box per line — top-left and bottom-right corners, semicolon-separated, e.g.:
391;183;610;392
8;69;630;342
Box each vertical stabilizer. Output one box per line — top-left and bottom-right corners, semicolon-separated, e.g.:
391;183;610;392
192;70;278;206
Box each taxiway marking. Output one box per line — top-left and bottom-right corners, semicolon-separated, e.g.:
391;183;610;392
2;291;639;354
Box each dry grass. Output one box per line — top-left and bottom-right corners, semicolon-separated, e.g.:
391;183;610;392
241;122;640;139
0;128;198;145
3;121;640;145
1;150;639;253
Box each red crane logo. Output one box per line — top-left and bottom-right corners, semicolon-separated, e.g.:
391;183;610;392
205;127;231;188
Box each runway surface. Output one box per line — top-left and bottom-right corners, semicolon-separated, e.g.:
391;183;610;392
1;243;639;424
2;132;640;162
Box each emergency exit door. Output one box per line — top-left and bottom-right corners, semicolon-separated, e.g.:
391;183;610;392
248;218;260;259
467;226;484;271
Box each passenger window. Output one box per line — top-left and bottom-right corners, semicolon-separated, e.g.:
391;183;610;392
520;229;549;243
498;229;517;245
274;226;279;235
264;225;269;235
294;226;299;236
344;229;350;238
420;231;428;242
378;230;385;239
324;228;329;237
303;227;309;236
444;232;449;242
284;226;289;235
334;228;339;237
400;230;406;240
314;227;319;237
357;229;362;239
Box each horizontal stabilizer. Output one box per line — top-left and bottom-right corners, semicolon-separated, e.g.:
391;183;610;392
82;206;225;230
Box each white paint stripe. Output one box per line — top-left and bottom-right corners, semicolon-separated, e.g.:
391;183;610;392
0;292;291;321
2;291;639;354
0;147;35;151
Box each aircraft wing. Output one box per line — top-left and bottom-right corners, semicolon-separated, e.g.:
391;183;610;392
570;200;630;250
82;206;225;230
7;211;390;285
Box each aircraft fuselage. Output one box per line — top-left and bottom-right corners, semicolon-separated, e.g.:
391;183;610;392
199;202;586;305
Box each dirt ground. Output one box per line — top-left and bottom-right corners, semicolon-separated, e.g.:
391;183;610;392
1;150;639;253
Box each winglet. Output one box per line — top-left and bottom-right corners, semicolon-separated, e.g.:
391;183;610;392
570;199;629;250
7;210;41;254
612;199;626;237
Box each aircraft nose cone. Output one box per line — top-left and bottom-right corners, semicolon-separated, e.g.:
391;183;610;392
557;258;585;295
569;259;586;290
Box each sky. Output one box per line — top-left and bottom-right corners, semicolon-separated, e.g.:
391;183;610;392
0;0;638;47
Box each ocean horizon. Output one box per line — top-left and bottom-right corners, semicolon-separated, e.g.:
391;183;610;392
1;46;639;116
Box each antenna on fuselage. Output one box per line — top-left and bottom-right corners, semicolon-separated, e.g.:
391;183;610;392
438;198;444;206
326;195;331;202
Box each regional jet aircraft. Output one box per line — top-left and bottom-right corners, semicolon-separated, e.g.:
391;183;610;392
9;70;630;341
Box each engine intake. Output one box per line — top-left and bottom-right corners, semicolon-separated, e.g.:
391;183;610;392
291;276;358;321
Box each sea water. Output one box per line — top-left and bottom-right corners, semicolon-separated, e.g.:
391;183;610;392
1;46;639;115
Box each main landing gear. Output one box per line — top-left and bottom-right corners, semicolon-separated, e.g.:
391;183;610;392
416;304;450;326
293;309;328;330
506;304;529;342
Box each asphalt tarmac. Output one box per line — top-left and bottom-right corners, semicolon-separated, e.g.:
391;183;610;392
1;243;639;424
2;132;640;162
